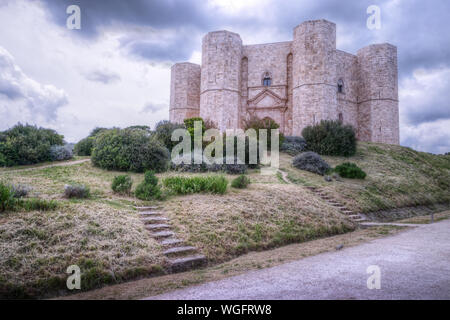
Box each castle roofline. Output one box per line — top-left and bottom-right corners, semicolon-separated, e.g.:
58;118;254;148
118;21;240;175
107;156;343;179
293;19;335;29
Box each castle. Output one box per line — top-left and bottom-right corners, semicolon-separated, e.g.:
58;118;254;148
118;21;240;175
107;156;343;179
169;19;399;144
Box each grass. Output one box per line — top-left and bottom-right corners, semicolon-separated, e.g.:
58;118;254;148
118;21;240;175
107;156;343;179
60;224;406;300
280;142;450;213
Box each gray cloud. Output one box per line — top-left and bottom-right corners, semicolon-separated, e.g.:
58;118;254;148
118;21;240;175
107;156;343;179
141;102;167;114
85;69;121;84
0;46;68;120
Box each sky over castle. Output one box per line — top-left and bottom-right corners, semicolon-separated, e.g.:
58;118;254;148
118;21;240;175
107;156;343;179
0;0;449;154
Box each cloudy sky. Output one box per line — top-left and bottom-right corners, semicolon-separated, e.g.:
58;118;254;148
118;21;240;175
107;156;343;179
0;0;449;154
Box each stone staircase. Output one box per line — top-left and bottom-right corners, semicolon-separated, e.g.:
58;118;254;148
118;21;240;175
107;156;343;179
135;206;206;273
305;187;368;223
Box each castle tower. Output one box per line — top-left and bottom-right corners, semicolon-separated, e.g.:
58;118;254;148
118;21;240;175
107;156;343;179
357;44;399;144
200;31;242;131
169;62;201;124
292;20;337;136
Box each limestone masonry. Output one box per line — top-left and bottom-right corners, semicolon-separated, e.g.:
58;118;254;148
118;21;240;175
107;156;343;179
169;19;399;144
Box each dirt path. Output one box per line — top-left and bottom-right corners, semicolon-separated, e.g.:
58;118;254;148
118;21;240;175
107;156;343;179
2;159;90;173
147;219;450;300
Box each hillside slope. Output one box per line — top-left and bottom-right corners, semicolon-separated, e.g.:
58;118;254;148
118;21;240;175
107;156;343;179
281;142;450;213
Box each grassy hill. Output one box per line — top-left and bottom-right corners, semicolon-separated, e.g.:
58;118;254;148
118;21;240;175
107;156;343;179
0;141;448;298
280;141;450;213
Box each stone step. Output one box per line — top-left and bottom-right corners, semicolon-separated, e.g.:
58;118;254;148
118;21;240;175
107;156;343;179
160;238;184;247
135;206;160;211
139;211;162;216
145;224;171;231
354;218;368;222
348;215;361;219
151;230;174;239
169;255;207;273
163;246;197;257
142;216;168;223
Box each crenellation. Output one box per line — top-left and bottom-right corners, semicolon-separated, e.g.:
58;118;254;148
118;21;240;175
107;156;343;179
169;19;399;145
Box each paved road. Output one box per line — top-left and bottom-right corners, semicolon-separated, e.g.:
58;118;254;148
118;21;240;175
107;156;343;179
147;219;450;300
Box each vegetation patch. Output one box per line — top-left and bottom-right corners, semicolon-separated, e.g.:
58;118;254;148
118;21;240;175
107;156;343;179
302;120;356;157
111;175;133;195
292;152;330;175
64;184;90;199
0;123;64;166
135;171;162;200
334;162;367;179
163;175;228;195
91;128;169;173
231;175;251;189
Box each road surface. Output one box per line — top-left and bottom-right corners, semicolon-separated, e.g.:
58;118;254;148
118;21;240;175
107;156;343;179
147;219;450;300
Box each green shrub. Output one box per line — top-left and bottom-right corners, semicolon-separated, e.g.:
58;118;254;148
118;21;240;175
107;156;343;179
0;181;14;212
163;176;228;195
74;137;94;156
292;152;331;176
184;117;205;137
134;171;161;200
302;120;356;157
334;162;367;179
154;120;185;151
0;123;64;166
64;184;90;198
111;175;133;194
91;128;169;173
231;175;251;189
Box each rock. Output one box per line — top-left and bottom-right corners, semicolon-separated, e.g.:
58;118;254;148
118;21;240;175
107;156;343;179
336;244;344;250
324;175;332;182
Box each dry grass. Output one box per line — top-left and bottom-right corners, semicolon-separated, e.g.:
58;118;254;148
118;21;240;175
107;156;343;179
0;201;166;298
60;225;406;300
281;142;450;213
394;210;450;224
164;183;355;263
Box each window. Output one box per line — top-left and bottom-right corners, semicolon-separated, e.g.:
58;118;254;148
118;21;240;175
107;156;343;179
262;72;271;86
337;79;344;93
338;113;343;123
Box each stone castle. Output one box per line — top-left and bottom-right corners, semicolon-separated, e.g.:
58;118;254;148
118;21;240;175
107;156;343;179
169;19;399;144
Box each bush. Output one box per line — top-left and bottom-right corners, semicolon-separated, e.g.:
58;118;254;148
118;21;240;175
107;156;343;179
91;128;169;173
74;137;94;156
302;120;356;157
64;184;90;198
281;136;307;155
111;175;133;194
334;162;367;179
231;175;251;189
154;120;185;152
0;123;64;166
163;176;228;195
134;171;161;200
50;145;73;161
292;152;331;176
243;116;285;150
0;181;14;212
10;184;32;198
